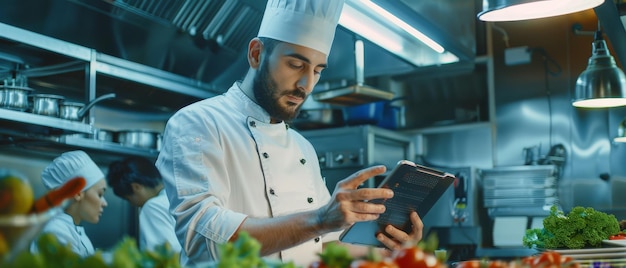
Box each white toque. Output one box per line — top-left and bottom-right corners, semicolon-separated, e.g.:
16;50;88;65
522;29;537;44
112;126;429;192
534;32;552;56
41;150;104;191
257;0;345;55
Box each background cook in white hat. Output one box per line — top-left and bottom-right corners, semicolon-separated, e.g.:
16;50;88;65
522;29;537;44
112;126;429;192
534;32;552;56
156;0;424;266
30;150;108;257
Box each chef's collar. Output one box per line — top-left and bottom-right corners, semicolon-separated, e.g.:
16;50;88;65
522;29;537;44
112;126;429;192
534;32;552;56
231;81;273;124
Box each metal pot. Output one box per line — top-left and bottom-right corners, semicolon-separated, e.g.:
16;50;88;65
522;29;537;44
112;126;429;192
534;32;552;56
116;130;161;150
59;93;116;121
59;101;84;121
0;86;33;111
91;128;114;142
31;94;64;117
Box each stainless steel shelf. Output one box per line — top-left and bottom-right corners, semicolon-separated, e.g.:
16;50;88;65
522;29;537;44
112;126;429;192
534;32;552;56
0;108;93;134
0;23;92;61
61;135;158;158
0;21;206;161
95;53;219;99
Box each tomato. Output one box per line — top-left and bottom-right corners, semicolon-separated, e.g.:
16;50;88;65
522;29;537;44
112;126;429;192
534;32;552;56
532;251;562;266
308;260;328;268
455;260;508;268
610;233;626;240
392;247;440;268
519;251;580;268
350;259;399;268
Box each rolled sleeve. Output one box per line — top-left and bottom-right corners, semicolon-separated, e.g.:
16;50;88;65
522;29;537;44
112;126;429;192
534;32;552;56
157;107;247;264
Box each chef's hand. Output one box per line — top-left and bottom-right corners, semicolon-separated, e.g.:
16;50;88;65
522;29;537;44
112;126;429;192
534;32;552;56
376;211;424;251
316;165;392;232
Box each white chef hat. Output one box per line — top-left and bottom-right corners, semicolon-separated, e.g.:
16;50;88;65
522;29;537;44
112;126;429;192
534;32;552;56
257;0;345;55
41;150;104;191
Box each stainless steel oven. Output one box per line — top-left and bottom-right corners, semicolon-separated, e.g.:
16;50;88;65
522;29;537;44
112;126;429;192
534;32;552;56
299;125;414;190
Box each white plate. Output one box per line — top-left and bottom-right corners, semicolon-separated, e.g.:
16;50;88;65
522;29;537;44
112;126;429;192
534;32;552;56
603;239;626;247
549;247;626;255
576;258;626;267
542;246;626;261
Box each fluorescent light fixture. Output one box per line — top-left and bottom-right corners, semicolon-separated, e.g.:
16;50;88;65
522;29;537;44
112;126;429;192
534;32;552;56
357;1;444;53
478;0;603;22
339;0;458;67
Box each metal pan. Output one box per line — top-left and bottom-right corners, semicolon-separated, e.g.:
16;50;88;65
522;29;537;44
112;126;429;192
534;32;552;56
59;93;116;121
0;86;33;111
116;130;161;150
30;94;64;117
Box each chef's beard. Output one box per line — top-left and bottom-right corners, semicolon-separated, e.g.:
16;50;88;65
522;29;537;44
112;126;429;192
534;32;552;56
253;58;306;122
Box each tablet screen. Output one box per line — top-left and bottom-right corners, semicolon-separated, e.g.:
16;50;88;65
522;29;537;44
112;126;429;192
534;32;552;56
339;160;456;247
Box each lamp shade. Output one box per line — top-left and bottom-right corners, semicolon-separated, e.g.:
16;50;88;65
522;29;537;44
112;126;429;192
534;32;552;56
478;0;603;22
573;31;626;108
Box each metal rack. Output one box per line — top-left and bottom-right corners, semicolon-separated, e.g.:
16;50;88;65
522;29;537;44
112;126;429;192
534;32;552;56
0;22;214;159
479;165;558;217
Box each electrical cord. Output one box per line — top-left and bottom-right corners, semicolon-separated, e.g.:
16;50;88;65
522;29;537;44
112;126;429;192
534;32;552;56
529;47;562;148
490;23;510;48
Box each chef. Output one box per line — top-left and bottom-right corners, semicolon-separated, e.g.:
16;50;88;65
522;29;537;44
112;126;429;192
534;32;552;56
30;150;108;257
106;156;181;252
156;0;424;266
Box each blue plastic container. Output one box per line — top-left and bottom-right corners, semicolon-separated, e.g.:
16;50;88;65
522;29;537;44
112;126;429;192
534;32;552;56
343;101;385;125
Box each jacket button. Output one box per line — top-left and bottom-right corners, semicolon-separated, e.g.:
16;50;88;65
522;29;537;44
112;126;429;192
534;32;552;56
249;121;256;127
307;197;313;203
300;158;306;164
263;152;269;158
270;188;275;195
314;237;320;243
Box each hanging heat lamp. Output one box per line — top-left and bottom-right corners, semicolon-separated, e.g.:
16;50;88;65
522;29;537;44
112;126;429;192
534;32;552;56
572;28;626;108
477;0;603;22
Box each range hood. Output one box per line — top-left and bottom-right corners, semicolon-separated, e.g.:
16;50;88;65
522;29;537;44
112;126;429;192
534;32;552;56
0;0;477;96
313;39;394;106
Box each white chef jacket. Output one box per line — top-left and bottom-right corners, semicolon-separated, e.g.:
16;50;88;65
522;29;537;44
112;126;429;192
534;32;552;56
156;82;337;267
139;188;181;252
30;212;94;257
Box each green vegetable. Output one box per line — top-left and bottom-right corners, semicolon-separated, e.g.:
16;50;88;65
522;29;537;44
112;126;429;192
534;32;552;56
217;231;296;268
417;232;439;253
3;233;180;268
316;241;353;268
523;205;620;249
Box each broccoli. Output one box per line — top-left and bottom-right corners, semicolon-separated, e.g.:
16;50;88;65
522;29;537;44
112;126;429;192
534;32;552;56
523;206;620;249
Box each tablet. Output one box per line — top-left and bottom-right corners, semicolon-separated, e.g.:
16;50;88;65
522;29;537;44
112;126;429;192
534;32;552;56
339;160;456;247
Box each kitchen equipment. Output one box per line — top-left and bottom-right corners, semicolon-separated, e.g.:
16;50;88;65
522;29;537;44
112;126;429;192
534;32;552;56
58;101;84;121
30;94;64;117
379;99;406;129
522;145;541;165
342;97;406;129
312;39;394;106
59;93;116;121
291;108;344;130
116;130;161;150
343;101;385;125
0;86;33;111
91;128;114;142
300;125;414;189
479;165;557;248
480;165;557;213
